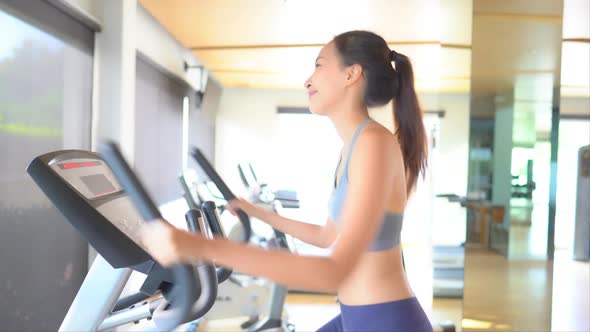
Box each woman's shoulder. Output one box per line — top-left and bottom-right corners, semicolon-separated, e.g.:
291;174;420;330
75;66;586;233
356;122;401;157
347;121;404;187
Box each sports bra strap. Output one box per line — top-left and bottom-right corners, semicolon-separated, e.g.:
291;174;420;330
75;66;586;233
343;118;373;173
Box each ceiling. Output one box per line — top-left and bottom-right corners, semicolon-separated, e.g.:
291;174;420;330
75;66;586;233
140;0;588;99
470;0;576;135
470;0;564;100
140;0;472;93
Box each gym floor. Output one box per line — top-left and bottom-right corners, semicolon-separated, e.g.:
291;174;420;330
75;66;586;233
195;248;589;332
199;293;463;332
198;295;462;332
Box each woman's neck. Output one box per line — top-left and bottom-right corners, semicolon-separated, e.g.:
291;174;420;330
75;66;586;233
329;107;371;147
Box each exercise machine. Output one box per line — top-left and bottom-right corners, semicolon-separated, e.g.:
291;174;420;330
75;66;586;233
26;147;224;331
573;145;590;261
180;172;281;330
191;148;294;332
237;162;300;209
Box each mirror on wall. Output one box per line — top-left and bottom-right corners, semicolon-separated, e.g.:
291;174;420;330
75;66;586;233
463;0;563;331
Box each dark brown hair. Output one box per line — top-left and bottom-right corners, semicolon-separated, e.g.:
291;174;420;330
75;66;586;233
333;30;427;194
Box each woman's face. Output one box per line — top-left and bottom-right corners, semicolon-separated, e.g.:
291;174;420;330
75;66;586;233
304;42;350;115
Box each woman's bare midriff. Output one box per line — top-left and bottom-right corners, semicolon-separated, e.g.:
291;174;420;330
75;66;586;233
337;245;415;305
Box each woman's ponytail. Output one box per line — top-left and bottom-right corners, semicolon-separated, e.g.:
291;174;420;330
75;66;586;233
332;31;428;195
390;50;428;194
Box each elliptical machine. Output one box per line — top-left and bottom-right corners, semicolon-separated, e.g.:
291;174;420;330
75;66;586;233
26;145;229;331
184;148;294;332
237;162;300;209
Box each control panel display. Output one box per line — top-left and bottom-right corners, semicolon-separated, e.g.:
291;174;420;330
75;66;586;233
80;174;117;197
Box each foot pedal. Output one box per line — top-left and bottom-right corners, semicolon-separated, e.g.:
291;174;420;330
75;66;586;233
241;316;260;329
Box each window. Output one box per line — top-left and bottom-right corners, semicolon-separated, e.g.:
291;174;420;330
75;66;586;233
0;1;94;329
135;55;187;205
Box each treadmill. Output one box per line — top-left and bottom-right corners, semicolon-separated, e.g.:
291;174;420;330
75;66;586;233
26;147;225;331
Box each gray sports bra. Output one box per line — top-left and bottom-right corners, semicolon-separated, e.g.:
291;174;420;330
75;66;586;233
327;119;403;252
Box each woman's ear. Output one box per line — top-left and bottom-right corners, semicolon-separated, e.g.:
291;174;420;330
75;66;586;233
345;64;363;86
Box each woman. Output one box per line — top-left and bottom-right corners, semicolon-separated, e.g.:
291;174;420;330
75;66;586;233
141;30;431;331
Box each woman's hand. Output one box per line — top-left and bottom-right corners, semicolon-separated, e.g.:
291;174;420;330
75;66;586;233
140;219;205;267
226;197;254;217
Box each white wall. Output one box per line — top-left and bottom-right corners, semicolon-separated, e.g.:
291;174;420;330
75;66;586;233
429;94;471;245
91;0;137;159
215;88;309;197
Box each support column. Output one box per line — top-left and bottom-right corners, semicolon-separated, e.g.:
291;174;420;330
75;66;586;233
91;0;137;163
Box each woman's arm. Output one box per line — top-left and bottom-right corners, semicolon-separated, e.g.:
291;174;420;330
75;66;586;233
142;128;398;293
230;199;338;248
